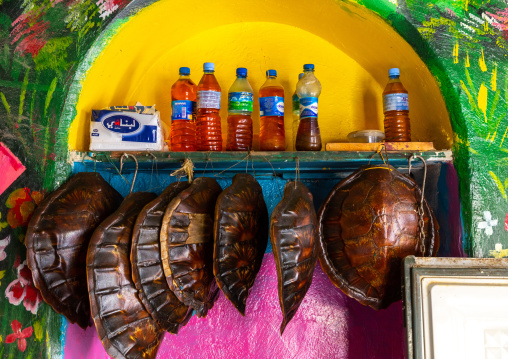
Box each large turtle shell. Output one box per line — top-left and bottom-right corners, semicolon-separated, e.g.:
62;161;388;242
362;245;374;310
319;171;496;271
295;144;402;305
131;182;193;333
26;172;122;329
270;181;318;335
160;177;222;317
213;173;269;316
87;192;163;359
318;164;439;310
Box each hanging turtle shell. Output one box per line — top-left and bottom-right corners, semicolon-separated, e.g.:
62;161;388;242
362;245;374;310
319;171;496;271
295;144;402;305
26;172;122;329
131;182;193;333
87;192;163;359
318;164;439;310
213;173;269;316
160;177;222;317
270;181;318;335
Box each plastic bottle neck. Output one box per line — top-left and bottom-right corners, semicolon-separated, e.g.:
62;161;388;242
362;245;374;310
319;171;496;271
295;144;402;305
179;74;190;79
389;75;400;80
237;75;247;79
204;70;215;74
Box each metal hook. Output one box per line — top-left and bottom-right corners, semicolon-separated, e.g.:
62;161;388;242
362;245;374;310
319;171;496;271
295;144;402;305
120;153;138;194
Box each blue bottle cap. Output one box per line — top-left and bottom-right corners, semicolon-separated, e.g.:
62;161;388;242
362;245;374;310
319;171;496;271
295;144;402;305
298;73;304;80
389;68;400;77
203;62;215;71
266;69;277;77
236;67;247;77
303;64;314;71
179;67;190;75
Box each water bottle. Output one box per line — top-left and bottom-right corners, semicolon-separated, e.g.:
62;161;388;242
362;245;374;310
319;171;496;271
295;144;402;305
296;64;322;151
292;73;303;150
226;67;253;151
259;69;285;151
383;68;411;142
196;62;222;151
170;67;197;152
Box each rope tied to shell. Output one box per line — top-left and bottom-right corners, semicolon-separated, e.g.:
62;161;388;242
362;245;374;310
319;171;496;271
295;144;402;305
171;158;194;183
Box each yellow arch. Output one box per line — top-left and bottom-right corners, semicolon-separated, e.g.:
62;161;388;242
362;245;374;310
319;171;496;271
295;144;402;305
68;0;452;150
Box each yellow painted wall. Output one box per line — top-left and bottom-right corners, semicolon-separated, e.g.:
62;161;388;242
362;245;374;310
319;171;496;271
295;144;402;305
68;0;453;151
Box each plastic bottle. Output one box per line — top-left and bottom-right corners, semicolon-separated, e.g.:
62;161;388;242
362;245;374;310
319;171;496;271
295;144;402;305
383;68;411;142
226;67;253;151
296;64;322;151
170;67;197;152
292;73;304;150
196;62;222;151
259;69;285;151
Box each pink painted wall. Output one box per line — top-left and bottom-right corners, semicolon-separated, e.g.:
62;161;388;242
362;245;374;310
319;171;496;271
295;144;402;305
64;254;406;359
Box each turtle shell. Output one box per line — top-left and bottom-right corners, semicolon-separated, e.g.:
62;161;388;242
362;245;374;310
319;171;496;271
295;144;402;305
26;172;122;329
213;173;269;316
160;177;222;317
87;192;163;359
131;182;193;333
318;164;439;310
270;181;318;335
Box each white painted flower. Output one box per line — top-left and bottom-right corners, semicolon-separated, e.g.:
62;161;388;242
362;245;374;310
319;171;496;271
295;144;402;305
478;211;498;236
0;235;10;261
495;243;503;252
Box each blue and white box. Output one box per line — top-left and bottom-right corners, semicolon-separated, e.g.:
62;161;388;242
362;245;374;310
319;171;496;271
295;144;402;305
90;106;164;151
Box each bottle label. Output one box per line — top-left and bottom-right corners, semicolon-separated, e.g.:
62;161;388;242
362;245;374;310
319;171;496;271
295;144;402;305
292;94;300;113
383;93;409;112
198;90;221;109
259;96;284;117
300;97;318;118
228;92;253;112
171;100;195;120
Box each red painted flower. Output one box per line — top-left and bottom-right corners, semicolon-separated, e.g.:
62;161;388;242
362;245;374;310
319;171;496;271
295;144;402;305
5;320;33;352
5;188;44;229
5;260;43;314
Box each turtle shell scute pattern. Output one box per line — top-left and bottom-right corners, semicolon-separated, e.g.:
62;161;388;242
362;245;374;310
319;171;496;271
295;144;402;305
26;172;122;329
131;181;193;333
87;192;163;359
213;173;268;316
318;165;439;310
160;177;222;317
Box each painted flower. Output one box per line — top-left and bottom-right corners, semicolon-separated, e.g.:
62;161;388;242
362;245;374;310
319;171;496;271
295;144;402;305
5;320;33;352
0;234;10;261
5;260;43;314
5;188;44;229
478;211;498;236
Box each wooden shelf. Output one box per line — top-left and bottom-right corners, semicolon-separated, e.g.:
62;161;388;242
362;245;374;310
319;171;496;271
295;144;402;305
71;150;453;178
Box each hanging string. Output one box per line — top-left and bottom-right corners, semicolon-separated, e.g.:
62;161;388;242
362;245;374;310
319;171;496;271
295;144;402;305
295;157;300;188
368;143;388;165
262;155;282;198
213;153;250;178
120;153;138;194
171;158;194;183
147;152;161;192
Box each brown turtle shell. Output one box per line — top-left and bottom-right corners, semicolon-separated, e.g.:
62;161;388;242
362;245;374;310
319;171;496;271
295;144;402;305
160;177;222;317
130;182;193;333
26;172;122;329
213;173;268;316
87;192;163;359
270;181;318;335
318;164;439;310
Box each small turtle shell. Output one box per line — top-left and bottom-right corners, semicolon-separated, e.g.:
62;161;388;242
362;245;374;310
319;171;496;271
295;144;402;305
87;192;163;359
131;182;193;333
318;164;439;310
26;172;122;329
213;173;268;316
270;181;318;335
160;177;222;317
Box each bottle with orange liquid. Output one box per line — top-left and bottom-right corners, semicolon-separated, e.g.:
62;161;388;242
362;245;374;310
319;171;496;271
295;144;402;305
296;64;322;151
259;69;285;151
196;62;222;151
383;68;411;142
226;67;253;151
170;67;197;152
